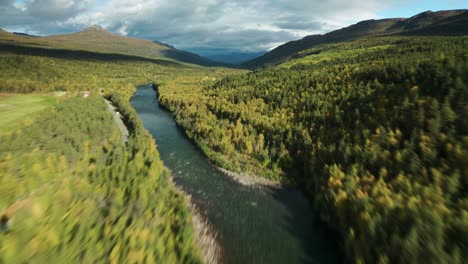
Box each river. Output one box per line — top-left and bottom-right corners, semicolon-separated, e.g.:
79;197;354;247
131;84;341;264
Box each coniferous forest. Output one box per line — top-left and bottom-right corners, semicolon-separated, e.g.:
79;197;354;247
0;95;203;263
158;36;468;263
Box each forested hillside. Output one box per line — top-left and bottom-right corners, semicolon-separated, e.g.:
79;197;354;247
245;9;468;68
158;36;468;263
0;95;202;262
0;41;189;97
0;34;245;262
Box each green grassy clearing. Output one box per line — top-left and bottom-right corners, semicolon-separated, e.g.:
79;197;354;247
0;94;57;134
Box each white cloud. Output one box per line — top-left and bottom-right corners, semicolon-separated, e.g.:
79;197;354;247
117;21;129;36
0;0;398;51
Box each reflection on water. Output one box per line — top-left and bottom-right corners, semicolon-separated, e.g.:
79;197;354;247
132;85;340;264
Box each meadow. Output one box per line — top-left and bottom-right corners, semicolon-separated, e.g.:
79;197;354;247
0;93;57;135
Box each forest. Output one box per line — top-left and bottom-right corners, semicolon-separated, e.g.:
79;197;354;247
0;94;204;262
158;36;468;263
0;44;231;262
0;46;162;97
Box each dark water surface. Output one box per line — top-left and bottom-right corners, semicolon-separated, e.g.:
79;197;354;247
131;84;341;264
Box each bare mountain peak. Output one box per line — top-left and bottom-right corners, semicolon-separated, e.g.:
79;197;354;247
83;25;105;32
409;9;465;20
408;10;434;19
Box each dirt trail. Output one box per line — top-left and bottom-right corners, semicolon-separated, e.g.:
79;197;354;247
104;98;129;144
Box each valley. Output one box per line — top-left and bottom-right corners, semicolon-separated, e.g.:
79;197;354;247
132;84;339;263
0;7;467;264
157;35;468;263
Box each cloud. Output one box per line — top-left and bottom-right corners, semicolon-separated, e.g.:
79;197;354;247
0;0;14;6
274;20;326;31
0;0;397;51
25;0;90;20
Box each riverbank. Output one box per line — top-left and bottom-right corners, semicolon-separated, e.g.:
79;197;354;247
214;164;284;189
108;91;220;263
152;84;285;190
185;195;223;264
134;84;340;263
104;98;129;143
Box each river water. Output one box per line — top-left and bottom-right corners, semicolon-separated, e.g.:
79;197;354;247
131;84;341;264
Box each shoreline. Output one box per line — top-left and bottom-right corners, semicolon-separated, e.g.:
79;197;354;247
152;84;285;190
170;172;222;264
212;163;284;189
186;195;223;264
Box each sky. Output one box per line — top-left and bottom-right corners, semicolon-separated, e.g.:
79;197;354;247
0;0;466;52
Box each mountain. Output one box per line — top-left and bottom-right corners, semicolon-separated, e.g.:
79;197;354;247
0;28;10;36
0;25;220;67
153;40;175;49
204;51;266;65
160;47;226;67
398;10;468;35
244;9;468;68
185;47;266;65
13;32;39;37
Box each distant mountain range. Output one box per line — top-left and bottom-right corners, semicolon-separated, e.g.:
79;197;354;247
186;48;266;64
204;51;266;65
13;32;39;37
244;9;468;68
0;25;221;67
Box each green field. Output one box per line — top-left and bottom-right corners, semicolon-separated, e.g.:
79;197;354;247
0;94;57;134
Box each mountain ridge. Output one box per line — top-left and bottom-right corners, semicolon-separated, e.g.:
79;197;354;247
205;51;266;64
244;9;468;68
0;25;222;67
82;25;105;31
